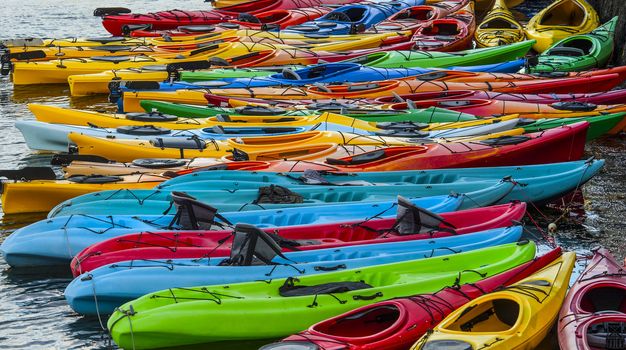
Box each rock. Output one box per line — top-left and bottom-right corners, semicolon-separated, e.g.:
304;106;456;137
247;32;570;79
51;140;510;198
587;0;626;66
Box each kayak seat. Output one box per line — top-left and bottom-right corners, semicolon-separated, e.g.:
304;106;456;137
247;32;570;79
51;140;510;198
423;23;460;36
90;55;132;63
169;191;231;230
327;7;366;22
116;125;171;136
254;185;304;204
220;224;285;266
150;137;207;150
131;158;187;169
546;47;585;57
67;175;122;184
126;112;178;122
235;106;287;116
376;122;428;130
85;36;127;43
178;25;215;32
92;45;134;52
480;135;530;146
374;130;430;138
587;321;626;350
326;149;386;165
306;65;328;79
282;68;302;80
550;101;597;112
347;83;379;92
395;195;456;235
215;114;232;122
279;277;373;297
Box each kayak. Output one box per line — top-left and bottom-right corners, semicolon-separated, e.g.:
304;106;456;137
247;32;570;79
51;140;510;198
413;251;575;350
116;74;622;111
343;40;534;68
114;64;572;97
530;16;617;73
558;248;626;350
8;41;346;85
525;0;600;53
49;156;603;218
283;0;424;35
64;121;524;163
266;248;562;350
475;0;525;47
26;104;480;130
16;117;523;153
106;242;536;349
412;2;475;52
99;0;363;36
168;122;590;172
368;0;468;33
65;225;523;315
387;98;626;119
522;113;626;139
139;100;479;122
1;144;388;215
0;192;477;267
374;89;626;106
68;59;525;97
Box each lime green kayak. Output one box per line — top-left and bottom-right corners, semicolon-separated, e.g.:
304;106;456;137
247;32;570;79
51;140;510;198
530;17;618;73
108;241;536;349
522;112;626;140
139;100;479;123
179;67;283;82
346;40;535;69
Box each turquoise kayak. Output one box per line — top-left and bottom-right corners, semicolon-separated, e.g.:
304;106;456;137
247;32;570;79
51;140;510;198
48;159;604;217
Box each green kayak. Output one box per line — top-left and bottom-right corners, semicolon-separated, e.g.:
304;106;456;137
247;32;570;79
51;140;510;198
108;241;536;349
139;100;479;123
179;67;283;83
522;112;626;140
345;40;535;69
530;17;617;73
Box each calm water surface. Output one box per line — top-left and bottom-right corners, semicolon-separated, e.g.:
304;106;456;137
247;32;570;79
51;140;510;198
0;0;624;349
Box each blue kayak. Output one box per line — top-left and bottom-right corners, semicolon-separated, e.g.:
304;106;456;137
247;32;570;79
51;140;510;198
284;0;424;35
64;225;522;315
112;60;527;96
47;159;602;218
1;193;473;268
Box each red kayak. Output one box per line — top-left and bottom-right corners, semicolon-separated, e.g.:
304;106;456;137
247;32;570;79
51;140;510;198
70;202;526;276
129;7;333;37
385;99;625;118
411;4;475;51
99;0;361;36
367;0;468;33
374;89;626;106
558;248;626;350
263;247;562;350
182;122;588;173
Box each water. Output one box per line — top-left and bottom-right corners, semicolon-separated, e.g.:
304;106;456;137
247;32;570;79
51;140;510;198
0;0;624;348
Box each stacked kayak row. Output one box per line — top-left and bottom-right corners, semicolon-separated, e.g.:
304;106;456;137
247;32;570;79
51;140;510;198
1;1;625;350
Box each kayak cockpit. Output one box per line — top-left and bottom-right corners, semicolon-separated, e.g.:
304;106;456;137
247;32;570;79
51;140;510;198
446;298;520;333
579;286;626;314
312;304;405;339
539;0;585;27
548;39;594;57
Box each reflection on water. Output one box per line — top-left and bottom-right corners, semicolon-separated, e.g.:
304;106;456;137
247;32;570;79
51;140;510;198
0;0;624;348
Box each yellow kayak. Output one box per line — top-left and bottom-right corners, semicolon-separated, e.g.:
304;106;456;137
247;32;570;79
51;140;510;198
11;41;319;85
67;130;417;162
0;175;162;215
29;104;521;131
60;128;525;177
412;251;576;350
475;0;525;47
525;0;599;53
